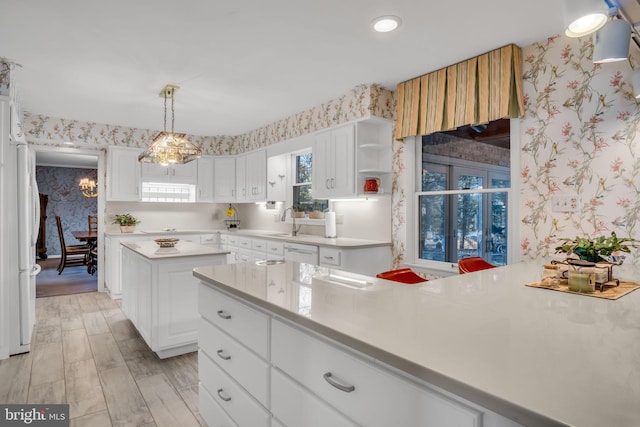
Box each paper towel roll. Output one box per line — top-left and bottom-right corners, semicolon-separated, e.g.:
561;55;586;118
324;211;336;238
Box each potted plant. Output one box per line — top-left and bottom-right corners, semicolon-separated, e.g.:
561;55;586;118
555;232;638;264
292;205;306;218
113;213;140;233
308;201;325;219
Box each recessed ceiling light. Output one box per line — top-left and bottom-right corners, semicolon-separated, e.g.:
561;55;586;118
371;15;401;33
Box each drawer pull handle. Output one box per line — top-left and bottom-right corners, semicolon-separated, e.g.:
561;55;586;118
324;256;334;260
323;372;355;393
217;349;231;361
217;310;231;320
217;388;232;402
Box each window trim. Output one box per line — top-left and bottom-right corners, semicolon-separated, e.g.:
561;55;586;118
403;119;521;276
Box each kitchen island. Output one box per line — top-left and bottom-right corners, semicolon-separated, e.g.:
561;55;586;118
194;260;640;427
121;240;228;358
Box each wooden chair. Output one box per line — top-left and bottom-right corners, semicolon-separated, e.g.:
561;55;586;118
55;216;89;275
458;256;496;274
88;215;98;233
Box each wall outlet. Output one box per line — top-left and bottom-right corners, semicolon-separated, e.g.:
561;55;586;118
552;195;579;212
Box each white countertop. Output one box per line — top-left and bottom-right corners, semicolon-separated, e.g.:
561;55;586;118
193;260;640;427
121;240;229;260
106;228;391;248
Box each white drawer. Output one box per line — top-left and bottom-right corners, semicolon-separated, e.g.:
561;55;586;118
199;318;269;406
199;383;238;427
238;249;251;262
319;247;342;267
226;235;239;246
199;351;270;427
238;237;252;249
199;284;269;359
220;234;228;244
271;319;481;427
272;368;357;427
201;233;219;245
251;239;267;251
266;240;284;256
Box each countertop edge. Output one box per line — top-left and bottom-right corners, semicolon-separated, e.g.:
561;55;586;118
194;271;568;427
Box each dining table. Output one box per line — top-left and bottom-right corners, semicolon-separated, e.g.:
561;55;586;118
71;230;98;274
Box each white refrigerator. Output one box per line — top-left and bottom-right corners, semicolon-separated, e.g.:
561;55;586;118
0;97;40;358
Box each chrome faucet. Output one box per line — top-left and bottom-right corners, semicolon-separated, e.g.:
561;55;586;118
281;206;302;237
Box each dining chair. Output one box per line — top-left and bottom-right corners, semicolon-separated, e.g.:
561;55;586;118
88;215;98;233
55;216;90;274
458;256;497;274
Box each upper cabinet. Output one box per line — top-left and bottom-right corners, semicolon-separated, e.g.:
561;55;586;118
196;156;214;203
236;150;266;202
312;119;393;200
354;119;393;196
313;125;356;199
267;153;288;201
141;161;197;184
107;146;142;201
213;156;236;203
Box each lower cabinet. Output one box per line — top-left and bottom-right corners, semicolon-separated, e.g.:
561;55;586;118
198;283;516;427
121;248;226;358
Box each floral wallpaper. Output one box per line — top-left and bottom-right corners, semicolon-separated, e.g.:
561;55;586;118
36;166;98;256
520;34;640;264
24;84;395;156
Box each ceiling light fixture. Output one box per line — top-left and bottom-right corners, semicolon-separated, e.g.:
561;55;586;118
371;15;401;33
593;16;631;63
563;0;609;38
79;178;97;198
138;84;201;166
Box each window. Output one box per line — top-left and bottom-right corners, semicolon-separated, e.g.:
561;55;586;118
417;119;510;267
292;151;327;213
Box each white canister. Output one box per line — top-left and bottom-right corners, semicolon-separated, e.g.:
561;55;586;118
324;211;336;238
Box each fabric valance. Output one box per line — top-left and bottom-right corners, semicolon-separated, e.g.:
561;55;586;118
395;44;525;140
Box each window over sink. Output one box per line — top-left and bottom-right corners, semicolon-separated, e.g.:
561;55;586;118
292;151;327;214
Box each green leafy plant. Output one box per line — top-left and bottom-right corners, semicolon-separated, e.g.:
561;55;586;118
113;213;140;226
555;232;638;263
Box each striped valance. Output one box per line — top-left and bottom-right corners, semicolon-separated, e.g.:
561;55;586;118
395;44;525;140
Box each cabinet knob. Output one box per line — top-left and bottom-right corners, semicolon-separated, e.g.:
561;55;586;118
216;309;232;320
217;388;232;402
323;372;355;393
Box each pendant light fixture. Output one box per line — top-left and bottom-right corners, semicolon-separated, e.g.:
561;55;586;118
79;177;97;198
138;84;201;166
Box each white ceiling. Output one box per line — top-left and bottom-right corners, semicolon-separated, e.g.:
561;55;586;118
1;0;565;137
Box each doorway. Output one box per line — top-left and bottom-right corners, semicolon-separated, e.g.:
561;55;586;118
32;146;105;297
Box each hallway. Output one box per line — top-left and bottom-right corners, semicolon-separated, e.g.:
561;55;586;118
36;258;97;298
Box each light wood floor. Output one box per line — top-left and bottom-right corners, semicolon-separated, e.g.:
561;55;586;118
0;292;205;427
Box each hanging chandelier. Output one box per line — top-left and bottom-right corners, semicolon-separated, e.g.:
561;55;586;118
79;177;97;198
138;84;201;166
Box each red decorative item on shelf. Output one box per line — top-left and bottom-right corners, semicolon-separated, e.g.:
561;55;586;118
364;177;380;193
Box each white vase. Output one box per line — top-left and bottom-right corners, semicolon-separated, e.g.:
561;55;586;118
120;225;136;233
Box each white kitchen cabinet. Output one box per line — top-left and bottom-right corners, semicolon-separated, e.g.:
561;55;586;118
107;146;142;201
271;319;482;427
319;245;391;276
199;383;239;427
271;367;357;427
235;155;247;201
267;153;288;201
355;119;393;196
141;160;197;184
196;156;215;202
197;282;489;427
313;124;355;199
213;157;236;202
236;150;267;202
104;234;146;298
121;243;226;358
